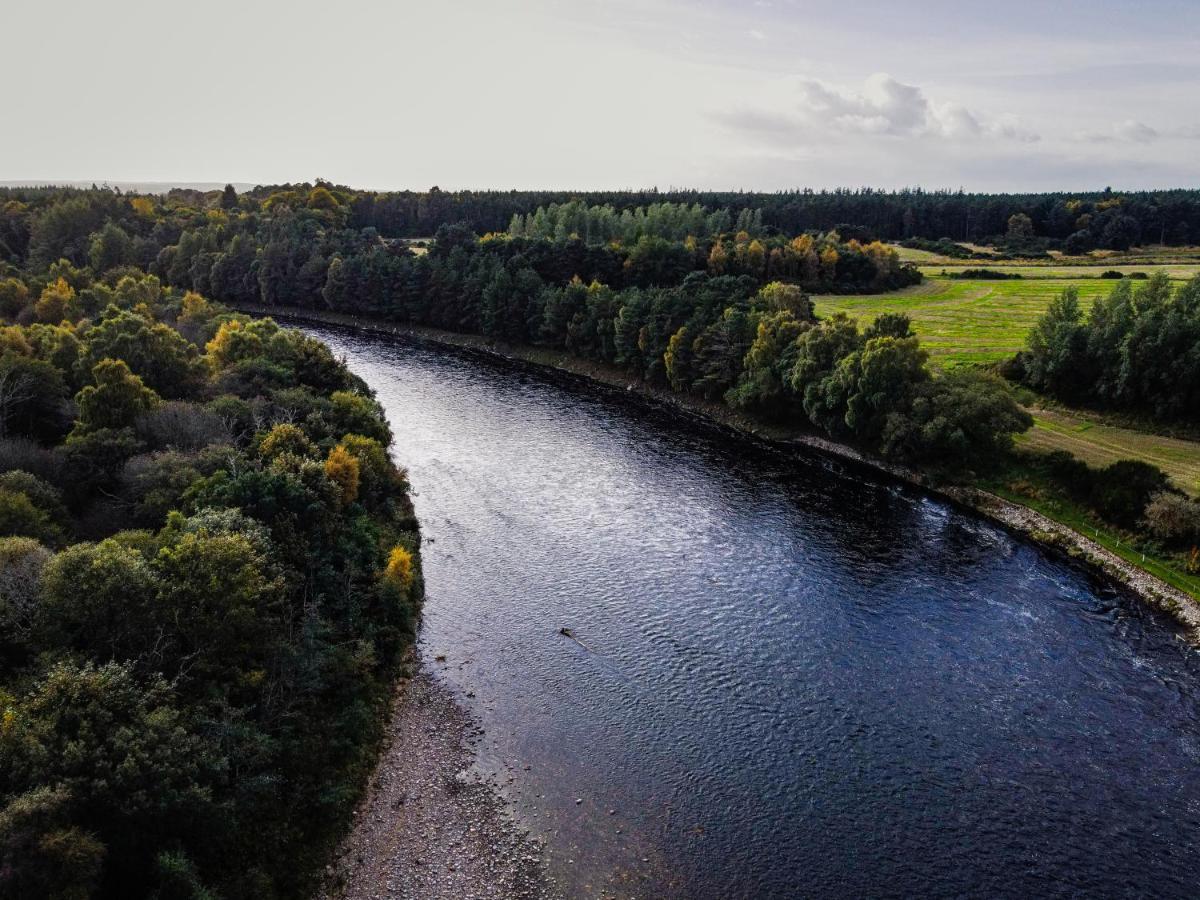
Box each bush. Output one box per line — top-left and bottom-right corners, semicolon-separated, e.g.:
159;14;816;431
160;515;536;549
1091;460;1171;528
945;268;1022;280
1143;492;1200;548
0;487;61;543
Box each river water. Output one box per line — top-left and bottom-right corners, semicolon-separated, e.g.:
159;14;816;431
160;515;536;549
306;323;1200;899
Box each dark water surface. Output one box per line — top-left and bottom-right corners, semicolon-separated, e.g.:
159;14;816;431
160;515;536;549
307;323;1200;898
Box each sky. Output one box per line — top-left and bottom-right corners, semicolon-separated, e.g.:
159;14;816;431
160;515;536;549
3;0;1199;192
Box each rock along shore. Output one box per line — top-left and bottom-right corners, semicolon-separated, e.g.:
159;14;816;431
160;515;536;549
319;667;558;900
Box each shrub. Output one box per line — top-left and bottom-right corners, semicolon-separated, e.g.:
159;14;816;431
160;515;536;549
1143;492;1200;548
0;488;61;543
1091;460;1171;528
945;268;1022;280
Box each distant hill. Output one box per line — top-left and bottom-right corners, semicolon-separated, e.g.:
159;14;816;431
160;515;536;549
0;180;256;194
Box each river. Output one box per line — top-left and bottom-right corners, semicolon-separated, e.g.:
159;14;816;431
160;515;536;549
305;322;1200;898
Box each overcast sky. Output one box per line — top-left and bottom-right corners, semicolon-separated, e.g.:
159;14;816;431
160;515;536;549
4;0;1198;192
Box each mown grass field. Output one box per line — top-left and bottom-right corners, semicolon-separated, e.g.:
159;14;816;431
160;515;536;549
813;276;1115;366
1021;409;1200;497
816;267;1200;504
814;268;1196;367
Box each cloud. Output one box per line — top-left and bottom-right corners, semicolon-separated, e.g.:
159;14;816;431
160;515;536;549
1083;119;1160;143
747;28;766;41
1083;120;1200;143
716;73;1039;145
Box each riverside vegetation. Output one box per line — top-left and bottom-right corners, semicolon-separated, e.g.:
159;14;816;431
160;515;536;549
0;247;422;897
4;183;1196;604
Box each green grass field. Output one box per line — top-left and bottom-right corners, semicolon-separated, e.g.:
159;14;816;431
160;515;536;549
1020;409;1200;497
815;268;1200;502
814;277;1116;366
814;268;1196;367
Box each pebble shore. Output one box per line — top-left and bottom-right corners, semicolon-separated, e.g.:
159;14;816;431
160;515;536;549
319;670;559;900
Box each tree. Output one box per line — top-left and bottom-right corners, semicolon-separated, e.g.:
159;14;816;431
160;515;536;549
35;539;160;660
0;662;219;896
1021;287;1089;401
384;545;415;592
0;278;29;318
79;308;200;398
257;422;317;461
726;310;808;414
0;536;52;648
153;529;284;696
0;786;106;900
88;222;134;274
33;278;80;324
1006;212;1035;239
1100;214;1141;251
825;335;929;443
324;444;361;506
307;186;340;211
0;353;67;441
887;368;1032;462
219;184;239;210
754;281;812;319
73;359;162;434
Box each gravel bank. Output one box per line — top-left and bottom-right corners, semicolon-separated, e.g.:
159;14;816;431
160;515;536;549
319;669;558;900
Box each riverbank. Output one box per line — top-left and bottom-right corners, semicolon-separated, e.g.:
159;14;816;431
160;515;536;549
239;303;1200;641
319;665;557;900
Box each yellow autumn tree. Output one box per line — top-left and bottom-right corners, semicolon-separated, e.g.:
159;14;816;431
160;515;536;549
707;241;728;275
33;278;78;324
384;545;414;591
820;247;839;281
324;444;361;506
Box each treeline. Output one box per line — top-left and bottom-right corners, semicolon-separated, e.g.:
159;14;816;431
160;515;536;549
1010;272;1200;422
0;262;421;897
0;187;919;301
0;188;1034;469
327;185;1200;247
5;184;1199;256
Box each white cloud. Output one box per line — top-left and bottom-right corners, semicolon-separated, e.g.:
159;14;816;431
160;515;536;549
721;73;1039;145
1077;119;1200;143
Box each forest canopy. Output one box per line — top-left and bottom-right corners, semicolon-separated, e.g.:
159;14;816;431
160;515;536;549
0;253;422;897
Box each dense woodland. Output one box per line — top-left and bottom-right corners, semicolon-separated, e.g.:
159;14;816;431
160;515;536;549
275;185;1198;248
0;187;1039;468
0;254;422;897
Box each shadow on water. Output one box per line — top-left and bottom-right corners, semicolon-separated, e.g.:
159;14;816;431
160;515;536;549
302;321;1200;899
